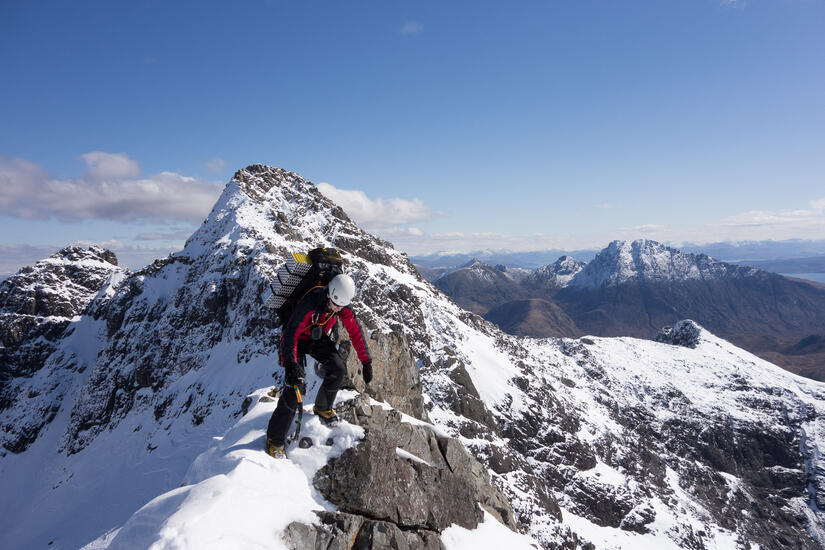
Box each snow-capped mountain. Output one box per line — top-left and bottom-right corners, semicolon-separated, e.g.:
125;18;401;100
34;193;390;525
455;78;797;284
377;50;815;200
553;239;825;378
566;240;758;290
2;165;825;549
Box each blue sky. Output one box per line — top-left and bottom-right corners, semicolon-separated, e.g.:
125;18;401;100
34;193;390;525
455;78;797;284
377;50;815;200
1;0;824;273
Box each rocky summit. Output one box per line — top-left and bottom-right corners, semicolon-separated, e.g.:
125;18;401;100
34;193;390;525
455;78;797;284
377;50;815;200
1;165;825;549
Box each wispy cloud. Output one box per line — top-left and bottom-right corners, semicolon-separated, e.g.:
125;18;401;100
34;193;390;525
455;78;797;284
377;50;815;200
134;230;195;241
635;224;665;233
383;230;576;256
720;0;746;10
709;198;825;239
0;153;223;223
380;197;825;256
400;20;423;36
205;158;226;174
317;182;440;228
594;202;613;209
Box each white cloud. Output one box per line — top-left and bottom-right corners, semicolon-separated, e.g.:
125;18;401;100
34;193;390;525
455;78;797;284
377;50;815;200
594;203;613;209
712;198;825;238
317;182;439;228
0;153;223;223
80;151;141;181
205;158;226;174
400;21;423;36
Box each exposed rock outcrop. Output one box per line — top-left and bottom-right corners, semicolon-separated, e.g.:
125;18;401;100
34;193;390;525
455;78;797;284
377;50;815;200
283;393;519;548
656;319;702;349
338;327;426;420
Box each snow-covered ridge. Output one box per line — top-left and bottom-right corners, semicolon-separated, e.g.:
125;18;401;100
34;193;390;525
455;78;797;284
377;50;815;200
3;166;825;550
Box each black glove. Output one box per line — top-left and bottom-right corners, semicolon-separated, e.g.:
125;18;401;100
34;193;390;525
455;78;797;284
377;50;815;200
284;361;305;387
362;361;373;384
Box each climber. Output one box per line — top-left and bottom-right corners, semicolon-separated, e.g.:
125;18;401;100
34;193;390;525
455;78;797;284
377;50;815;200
265;274;372;458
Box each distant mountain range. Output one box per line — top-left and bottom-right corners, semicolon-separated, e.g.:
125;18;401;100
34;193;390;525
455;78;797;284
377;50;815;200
411;239;825;275
432;240;825;380
411;248;598;270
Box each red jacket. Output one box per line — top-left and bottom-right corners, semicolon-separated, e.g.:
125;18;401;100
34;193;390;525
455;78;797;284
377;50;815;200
281;286;371;366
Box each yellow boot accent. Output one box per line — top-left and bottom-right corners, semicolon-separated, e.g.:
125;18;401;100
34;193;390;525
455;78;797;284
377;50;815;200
265;438;286;459
312;406;339;425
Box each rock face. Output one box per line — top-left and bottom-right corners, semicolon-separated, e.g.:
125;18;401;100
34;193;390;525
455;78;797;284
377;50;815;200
338;327;426;420
0;245;120;378
284;511;445;550
315;432;482;531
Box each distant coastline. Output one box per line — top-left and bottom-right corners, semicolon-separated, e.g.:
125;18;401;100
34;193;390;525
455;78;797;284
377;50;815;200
782;273;825;284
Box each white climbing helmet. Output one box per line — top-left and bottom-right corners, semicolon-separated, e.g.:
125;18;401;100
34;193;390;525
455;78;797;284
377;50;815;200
328;274;356;307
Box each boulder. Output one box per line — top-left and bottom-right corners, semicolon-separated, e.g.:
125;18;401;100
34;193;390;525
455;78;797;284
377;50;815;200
314;431;482;531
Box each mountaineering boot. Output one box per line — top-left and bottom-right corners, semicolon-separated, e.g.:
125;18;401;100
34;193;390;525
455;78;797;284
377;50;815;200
313;405;339;426
265;437;287;459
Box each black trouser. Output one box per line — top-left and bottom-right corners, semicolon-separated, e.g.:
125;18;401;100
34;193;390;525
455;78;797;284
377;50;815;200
266;337;346;445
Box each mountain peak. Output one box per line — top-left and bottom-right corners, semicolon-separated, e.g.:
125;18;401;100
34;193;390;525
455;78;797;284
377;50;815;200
181;165;404;276
460;258;486;268
49;245;119;267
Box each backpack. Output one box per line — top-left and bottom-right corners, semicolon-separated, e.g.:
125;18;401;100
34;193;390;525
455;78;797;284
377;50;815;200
264;247;344;327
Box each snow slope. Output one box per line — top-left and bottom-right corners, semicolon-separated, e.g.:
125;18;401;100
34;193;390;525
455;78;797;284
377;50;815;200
78;389;535;550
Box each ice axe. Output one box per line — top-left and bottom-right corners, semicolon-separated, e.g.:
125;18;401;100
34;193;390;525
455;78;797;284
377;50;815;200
287;384;304;445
